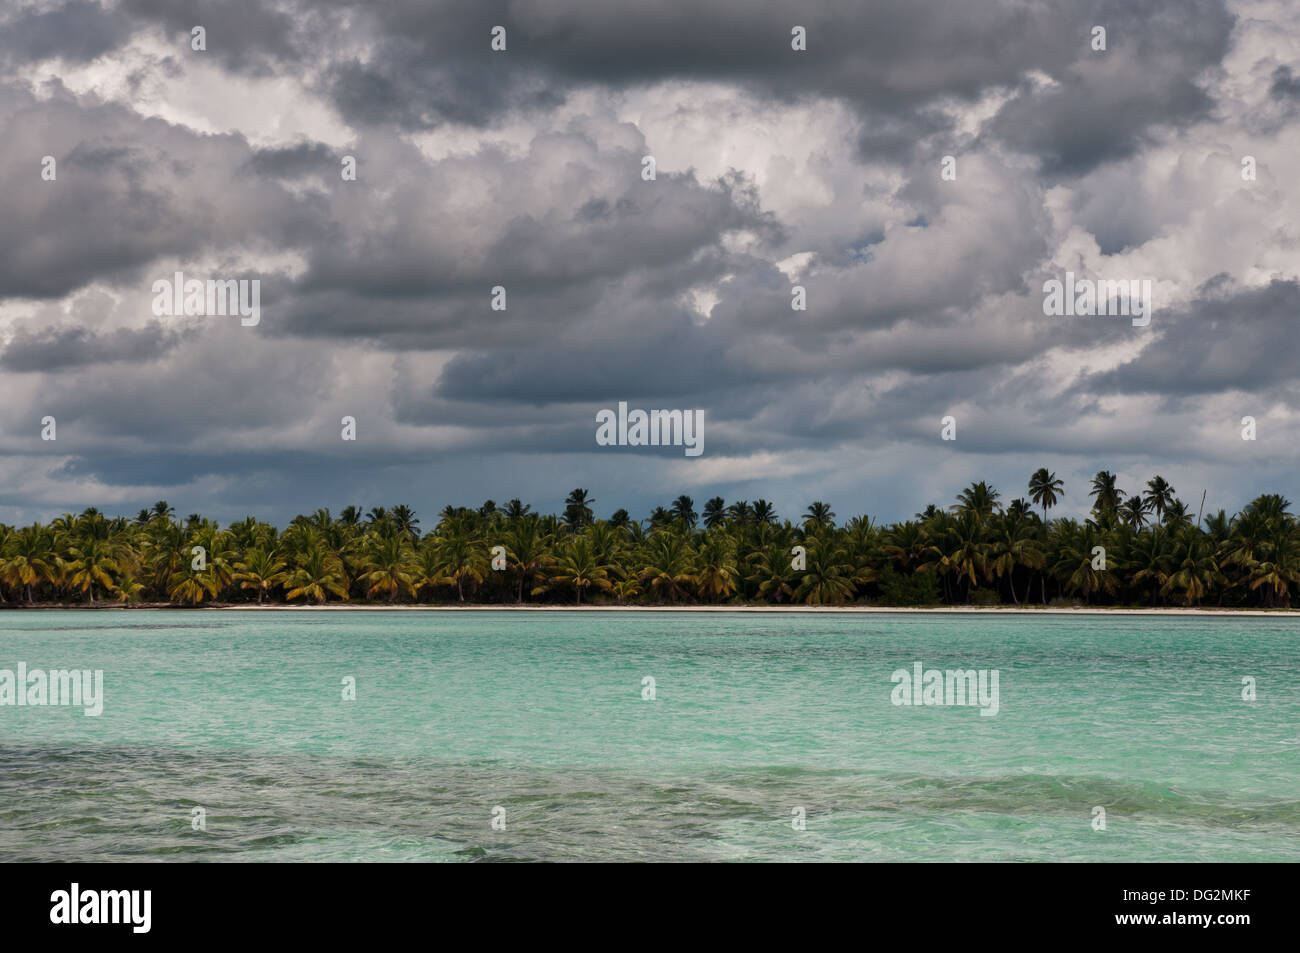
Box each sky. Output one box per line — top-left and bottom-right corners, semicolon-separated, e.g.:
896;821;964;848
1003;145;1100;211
1;0;1298;528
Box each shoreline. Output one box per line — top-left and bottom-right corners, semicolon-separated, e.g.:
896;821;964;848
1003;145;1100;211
2;603;1298;617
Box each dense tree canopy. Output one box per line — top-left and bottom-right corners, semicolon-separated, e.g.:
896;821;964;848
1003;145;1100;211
2;476;1297;609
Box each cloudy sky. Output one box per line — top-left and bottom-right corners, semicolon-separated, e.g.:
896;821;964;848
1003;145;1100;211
2;0;1298;527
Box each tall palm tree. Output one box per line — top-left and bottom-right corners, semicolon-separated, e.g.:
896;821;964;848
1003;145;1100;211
1144;476;1176;524
504;518;552;603
802;501;837;531
701;497;727;529
1119;495;1149;529
1028;468;1064;603
1028;469;1064;524
1089;471;1125;518
728;500;754;525
986;514;1042;605
670;495;698;529
502;499;533;522
562;489;595;530
390;505;421;541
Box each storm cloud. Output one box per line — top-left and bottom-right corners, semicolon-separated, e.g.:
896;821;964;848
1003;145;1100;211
0;0;1297;526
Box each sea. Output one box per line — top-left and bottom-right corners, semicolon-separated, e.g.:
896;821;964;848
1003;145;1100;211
1;610;1296;862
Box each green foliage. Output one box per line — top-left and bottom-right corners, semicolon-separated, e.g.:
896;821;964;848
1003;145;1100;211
2;481;1297;609
875;566;941;607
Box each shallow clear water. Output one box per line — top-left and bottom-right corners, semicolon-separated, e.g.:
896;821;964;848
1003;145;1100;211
1;610;1296;861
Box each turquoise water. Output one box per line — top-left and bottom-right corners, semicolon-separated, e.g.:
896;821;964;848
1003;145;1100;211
1;610;1296;862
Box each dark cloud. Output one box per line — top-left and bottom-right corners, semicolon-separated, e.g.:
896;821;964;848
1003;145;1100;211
1;320;192;370
0;84;321;299
1270;65;1300;101
0;0;131;65
1081;280;1300;397
0;0;1292;528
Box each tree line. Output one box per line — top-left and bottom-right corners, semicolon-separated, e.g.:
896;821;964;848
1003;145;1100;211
1;470;1296;608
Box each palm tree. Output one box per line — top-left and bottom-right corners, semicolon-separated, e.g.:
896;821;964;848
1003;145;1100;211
433;524;486;602
169;566;218;605
502;499;533;522
1089;471;1125;519
647;506;673;531
945;512;989;601
953;481;1000;524
639;532;697;603
802;501;837;531
550;538;612;604
284;546;349;604
1050;522;1115;603
2;524;58;603
986;514;1042;605
1144;476;1176;524
694;532;738;601
390;505;421;541
1129;530;1171;606
359;533;414;602
746;546;798;603
881;521;927;571
728;500;753;525
563;489;595;530
793;542;856;605
1247;532;1300;608
1161;529;1222;606
670;495;698;529
233;548;286;604
65;536;124;603
1119;495;1149;529
1163;498;1193;530
1028;469;1064;524
752;500;778;525
1028;468;1064;603
702;497;727;529
504;518;552;603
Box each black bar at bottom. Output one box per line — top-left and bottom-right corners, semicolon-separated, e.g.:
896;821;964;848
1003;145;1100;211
0;861;1286;941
